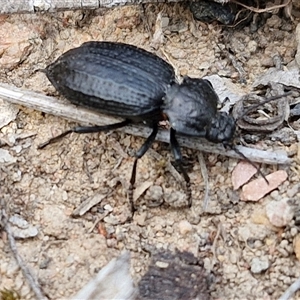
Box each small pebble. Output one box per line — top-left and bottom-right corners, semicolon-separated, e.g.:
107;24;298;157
238;226;251;241
280;239;289;248
0;262;8;274
229;251;238;264
20;284;31;298
203;257;212;271
12;145;22;153
266;199;294;227
106;238;117;248
287;184;299;197
291;227;298;237
144;185;164;207
164;191;186;207
247;40;258;54
103;215;120;225
0;100;19;128
135;212;147;226
250;256;270;274
104;204;113;212
238;224;270;242
6;261;19;277
62;191;68;201
218;255;225;262
178;220;193;235
254;240;263;248
9;215;39;238
270;190;280;199
161;17;169;28
277;248;289;257
14;273;24;290
0;149;16;164
241;170;288;201
251;207;271;226
155;261;169;268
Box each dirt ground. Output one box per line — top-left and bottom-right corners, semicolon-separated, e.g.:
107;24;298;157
1;2;300;299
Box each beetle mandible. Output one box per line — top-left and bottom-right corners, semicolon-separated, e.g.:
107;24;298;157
40;41;236;217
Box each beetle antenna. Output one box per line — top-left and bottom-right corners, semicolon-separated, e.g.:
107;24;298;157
223;142;269;184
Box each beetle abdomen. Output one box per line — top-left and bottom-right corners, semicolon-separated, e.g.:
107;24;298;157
46;41;175;121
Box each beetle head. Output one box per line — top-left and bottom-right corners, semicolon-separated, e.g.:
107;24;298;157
205;112;236;143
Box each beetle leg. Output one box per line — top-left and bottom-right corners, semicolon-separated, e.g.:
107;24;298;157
129;124;159;215
170;128;192;207
38;120;131;149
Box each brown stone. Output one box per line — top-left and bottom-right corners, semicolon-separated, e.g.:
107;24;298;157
240;170;288;201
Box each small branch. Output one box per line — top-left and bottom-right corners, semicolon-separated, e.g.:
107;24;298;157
279;276;300;300
1;209;47;300
72;252;136;299
198;152;210;211
1;0;183;14
0;82;291;165
231;0;292;13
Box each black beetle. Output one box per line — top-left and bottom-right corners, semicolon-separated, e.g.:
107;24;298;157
40;41;236;216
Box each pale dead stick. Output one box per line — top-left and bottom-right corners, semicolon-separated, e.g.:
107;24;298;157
231;0;292;13
0;82;291;165
1;209;47;300
1;0;184;14
279;276;300;300
197;152;210;211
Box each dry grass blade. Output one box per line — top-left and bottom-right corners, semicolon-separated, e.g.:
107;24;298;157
197;152;210;211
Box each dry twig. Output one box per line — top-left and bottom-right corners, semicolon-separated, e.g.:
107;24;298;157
0;82;291;165
197;152;210;211
1;0;182;14
1;209;47;300
279;276;300;300
72;252;136;299
231;0;292;13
